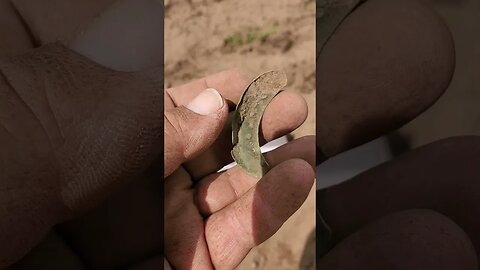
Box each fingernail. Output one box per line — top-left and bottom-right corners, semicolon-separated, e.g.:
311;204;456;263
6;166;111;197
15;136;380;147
186;88;224;115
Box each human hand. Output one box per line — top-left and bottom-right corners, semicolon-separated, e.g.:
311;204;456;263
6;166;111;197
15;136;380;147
0;43;162;268
316;0;454;159
315;1;478;269
163;69;315;269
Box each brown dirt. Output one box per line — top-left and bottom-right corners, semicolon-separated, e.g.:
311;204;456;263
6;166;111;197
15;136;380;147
165;0;316;269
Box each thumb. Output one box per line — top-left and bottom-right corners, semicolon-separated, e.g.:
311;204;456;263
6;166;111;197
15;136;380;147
164;88;228;177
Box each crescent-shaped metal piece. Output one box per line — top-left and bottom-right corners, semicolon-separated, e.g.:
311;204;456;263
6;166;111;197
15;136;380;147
231;70;287;178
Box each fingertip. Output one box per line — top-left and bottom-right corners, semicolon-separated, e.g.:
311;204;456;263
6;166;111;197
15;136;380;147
317;0;455;157
260;158;315;215
195;173;237;216
207;68;253;105
164;97;228;176
276;158;315;190
185;88;225;116
195;177;214;216
247;159;314;245
262;91;308;141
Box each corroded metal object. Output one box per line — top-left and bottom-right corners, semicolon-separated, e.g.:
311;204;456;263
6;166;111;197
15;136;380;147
231;70;287;178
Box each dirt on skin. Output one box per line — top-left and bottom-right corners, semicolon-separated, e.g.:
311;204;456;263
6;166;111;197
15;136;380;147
164;0;316;269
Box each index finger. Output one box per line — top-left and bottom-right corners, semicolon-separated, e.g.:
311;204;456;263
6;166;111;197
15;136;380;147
166;68;253;108
317;0;454;158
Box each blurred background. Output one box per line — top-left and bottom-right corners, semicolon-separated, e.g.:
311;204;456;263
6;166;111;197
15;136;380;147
317;0;480;188
165;0;316;269
399;0;480;147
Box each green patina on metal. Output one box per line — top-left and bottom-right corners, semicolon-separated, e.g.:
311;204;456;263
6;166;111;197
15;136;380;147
231;70;287;178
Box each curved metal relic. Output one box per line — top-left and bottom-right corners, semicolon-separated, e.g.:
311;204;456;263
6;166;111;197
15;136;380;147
231;70;287;178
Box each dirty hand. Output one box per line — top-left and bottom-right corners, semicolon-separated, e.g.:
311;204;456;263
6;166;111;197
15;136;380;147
164;69;315;269
0;43;162;268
